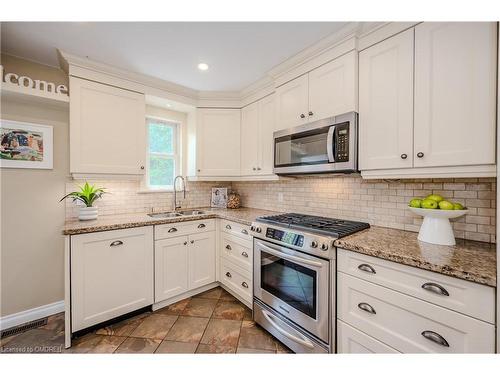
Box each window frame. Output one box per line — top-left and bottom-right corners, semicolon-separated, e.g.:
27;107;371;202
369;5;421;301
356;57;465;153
145;116;180;191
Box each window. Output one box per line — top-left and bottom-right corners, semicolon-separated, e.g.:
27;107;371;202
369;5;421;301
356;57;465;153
146;118;179;190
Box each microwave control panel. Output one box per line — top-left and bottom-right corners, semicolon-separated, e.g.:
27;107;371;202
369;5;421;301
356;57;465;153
335;123;349;162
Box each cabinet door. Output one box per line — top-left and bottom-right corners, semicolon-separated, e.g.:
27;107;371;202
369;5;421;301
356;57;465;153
71;227;153;331
414;22;497;167
196;109;241;176
337;320;400;353
308;51;357;121
259;94;276;175
188;231;216;289
240;101;260;175
154;236;189;303
359;28;414;170
275;74;309;131
70;77;146;175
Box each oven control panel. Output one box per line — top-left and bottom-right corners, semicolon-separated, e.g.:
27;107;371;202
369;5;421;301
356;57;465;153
265;228;304;247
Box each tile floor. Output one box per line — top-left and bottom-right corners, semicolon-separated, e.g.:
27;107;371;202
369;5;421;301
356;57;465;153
0;287;292;354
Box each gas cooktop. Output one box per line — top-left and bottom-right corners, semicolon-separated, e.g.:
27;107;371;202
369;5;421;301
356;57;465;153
256;213;370;238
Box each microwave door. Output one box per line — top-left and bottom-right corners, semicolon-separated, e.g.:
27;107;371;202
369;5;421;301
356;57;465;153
327;126;335;163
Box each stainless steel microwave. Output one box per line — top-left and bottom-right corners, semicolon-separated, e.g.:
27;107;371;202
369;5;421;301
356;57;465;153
273;111;358;175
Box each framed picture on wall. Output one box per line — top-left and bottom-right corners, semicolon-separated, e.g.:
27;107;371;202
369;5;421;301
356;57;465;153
211;187;228;208
0;119;53;169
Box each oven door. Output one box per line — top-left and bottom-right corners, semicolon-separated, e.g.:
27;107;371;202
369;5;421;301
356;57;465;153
253;238;330;343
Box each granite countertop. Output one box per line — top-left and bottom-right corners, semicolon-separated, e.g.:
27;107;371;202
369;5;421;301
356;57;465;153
334;226;497;287
62;207;279;235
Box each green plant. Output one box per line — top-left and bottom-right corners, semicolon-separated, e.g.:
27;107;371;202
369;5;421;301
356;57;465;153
60;182;107;207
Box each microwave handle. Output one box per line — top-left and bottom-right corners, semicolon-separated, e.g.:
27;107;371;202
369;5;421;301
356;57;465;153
327;126;336;162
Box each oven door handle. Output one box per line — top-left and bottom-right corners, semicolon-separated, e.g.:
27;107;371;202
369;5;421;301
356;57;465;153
258;242;324;268
261;310;315;349
327;125;336;163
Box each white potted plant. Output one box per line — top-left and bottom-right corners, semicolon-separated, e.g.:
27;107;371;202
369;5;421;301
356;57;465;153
60;182;106;220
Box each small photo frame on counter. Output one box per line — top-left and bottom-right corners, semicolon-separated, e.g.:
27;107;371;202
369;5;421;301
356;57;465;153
211;187;228;208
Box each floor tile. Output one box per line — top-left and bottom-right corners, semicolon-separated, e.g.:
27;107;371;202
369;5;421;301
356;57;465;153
41;313;65;333
243;307;253;321
276;340;294;354
212;300;247;320
95;312;150;337
129;314;178;340
66;334;125;354
154;298;191;316
219;289;237;301
238;321;277;351
164;316;209;343
195;287;223;300
115;337;161;353
181;298;218;318
196;344;236;354
200;319;241;348
155;340;198;354
1;328;64;353
237;347;276;354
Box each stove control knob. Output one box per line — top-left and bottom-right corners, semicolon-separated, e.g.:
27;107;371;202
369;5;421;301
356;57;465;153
256;227;262;233
320;243;329;251
250;226;255;232
310;241;318;248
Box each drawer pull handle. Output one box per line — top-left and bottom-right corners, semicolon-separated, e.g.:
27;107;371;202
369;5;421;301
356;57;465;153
241;229;248;235
226;224;232;230
110;240;123;247
421;282;449;296
225;244;232;250
421;330;449;347
198;223;206;229
358;264;376;274
190;240;195;244
183;241;188;245
241;282;249;288
357;302;376;315
225;272;232;278
241;251;249;258
168;228;178;233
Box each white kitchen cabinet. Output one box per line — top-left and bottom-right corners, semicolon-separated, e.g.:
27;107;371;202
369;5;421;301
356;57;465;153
155;236;189;302
413;22;497;168
69;76;146;175
189;231;216;289
275;74;309;130
359;28;414;170
308;51;357;122
196;108;241;176
337;321;399;354
240;94;276;176
70;227;153;332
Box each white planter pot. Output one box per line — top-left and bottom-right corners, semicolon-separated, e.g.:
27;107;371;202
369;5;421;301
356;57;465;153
79;206;98;221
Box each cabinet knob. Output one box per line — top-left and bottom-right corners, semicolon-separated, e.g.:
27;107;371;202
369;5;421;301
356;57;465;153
190;240;195;244
308;111;313;116
197;169;201;172
257;167;261;171
417;152;424;158
253;167;256;171
300;113;306;119
183;241;188;245
241;281;249;288
225;244;232;250
400;153;408;159
421;331;449;347
140;166;145;170
225;272;232;278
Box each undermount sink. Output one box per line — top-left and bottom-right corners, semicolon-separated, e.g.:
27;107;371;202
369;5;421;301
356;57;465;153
178;209;206;216
147;212;182;218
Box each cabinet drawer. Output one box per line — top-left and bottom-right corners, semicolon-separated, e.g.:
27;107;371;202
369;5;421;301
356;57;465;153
220;219;252;241
221;233;252;272
337;320;399;353
338;272;495;353
155;219;215;240
220;258;252;304
337;248;495;323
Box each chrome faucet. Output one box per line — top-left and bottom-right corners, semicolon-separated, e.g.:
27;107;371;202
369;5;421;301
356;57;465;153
173;175;186;211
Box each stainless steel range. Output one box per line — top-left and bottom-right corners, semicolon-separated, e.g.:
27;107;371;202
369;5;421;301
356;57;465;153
250;213;370;353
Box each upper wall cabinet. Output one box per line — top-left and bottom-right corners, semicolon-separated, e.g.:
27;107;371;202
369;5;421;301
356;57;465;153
275;51;357;131
70;77;146;175
359;22;497;178
241;94;276;176
196;108;241;176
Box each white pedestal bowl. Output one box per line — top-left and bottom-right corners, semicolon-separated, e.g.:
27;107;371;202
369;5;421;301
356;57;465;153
409;207;468;246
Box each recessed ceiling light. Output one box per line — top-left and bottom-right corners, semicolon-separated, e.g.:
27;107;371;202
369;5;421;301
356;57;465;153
197;63;209;71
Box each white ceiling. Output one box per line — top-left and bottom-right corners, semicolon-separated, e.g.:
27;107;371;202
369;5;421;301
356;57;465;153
1;22;347;91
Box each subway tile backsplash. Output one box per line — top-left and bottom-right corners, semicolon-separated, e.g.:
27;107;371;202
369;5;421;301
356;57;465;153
65;176;496;243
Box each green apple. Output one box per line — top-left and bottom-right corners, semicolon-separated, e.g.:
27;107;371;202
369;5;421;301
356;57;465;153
438;200;454;210
425;194;444;203
421;199;438;209
453;202;465;210
409;198;422;208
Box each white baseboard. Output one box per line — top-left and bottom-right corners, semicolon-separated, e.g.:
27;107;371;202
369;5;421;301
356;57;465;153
0;300;64;331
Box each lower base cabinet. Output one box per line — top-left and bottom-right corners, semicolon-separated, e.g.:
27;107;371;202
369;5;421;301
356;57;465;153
337;321;399;353
71;226;154;332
